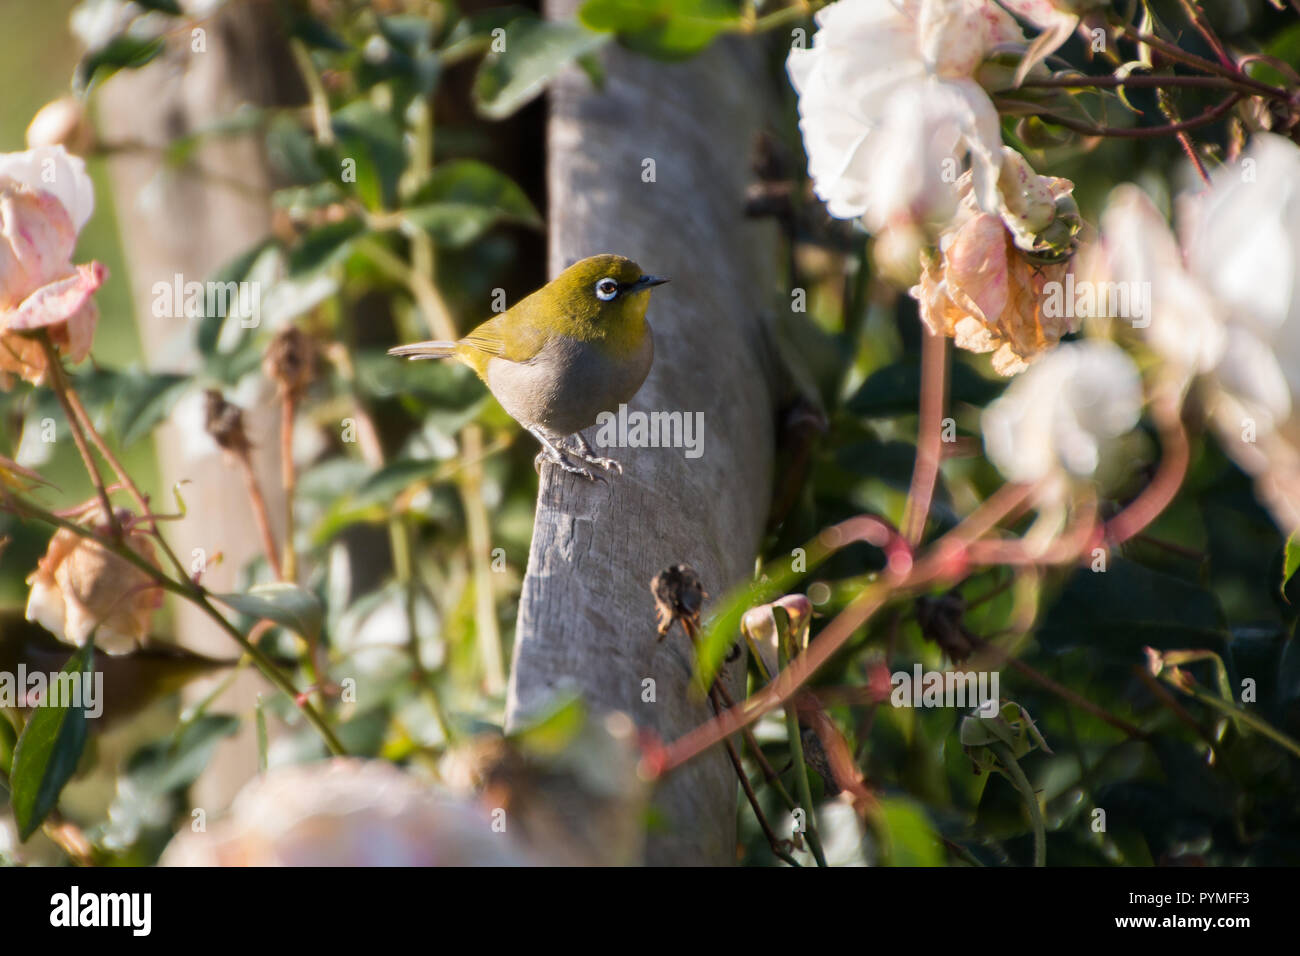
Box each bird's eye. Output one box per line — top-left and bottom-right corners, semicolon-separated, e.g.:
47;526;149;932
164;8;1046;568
595;277;619;301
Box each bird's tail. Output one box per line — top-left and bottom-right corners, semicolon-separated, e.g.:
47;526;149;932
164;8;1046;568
388;340;458;360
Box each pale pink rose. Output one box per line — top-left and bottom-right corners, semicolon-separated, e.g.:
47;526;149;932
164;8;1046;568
161;759;534;866
912;151;1080;374
981;340;1143;484
0;146;104;387
1090;134;1300;532
25;503;162;656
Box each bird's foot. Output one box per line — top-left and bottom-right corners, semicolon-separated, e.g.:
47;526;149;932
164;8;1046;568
566;435;623;474
579;454;623;474
533;448;601;482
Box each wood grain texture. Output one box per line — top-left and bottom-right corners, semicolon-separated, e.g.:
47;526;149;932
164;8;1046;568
505;2;781;865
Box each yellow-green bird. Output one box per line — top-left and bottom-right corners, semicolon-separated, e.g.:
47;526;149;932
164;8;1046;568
389;254;667;479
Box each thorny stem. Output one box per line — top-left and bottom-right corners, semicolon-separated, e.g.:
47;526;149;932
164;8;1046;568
62;383;190;581
1008;74;1245;93
1105;391;1189;547
1175;0;1235;71
2;495;345;755
1156;89;1212;184
233;451;283;580
280;393;297;583
290;38;335;147
712;678;800;812
711;686;801;867
1157;667;1300;761
998;92;1243;139
1123;28;1289;102
902;327;947;546
660;483;1036;772
775;609;829;867
37;336;119;538
665;386;1193;773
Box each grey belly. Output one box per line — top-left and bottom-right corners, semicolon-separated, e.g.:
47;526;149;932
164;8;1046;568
486;332;653;437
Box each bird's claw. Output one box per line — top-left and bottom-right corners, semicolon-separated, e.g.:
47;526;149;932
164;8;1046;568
565;435;622;475
580;455;623;474
534;449;602;482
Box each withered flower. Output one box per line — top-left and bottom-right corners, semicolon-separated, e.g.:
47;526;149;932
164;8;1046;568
262;325;318;400
912;149;1081;376
651;564;707;638
203;388;252;458
25;502;162;655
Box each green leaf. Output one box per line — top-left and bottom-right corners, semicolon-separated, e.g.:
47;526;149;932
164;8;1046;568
1251;22;1300;87
579;0;741;60
75;35;165;92
403;160;542;247
254;697;269;774
354;457;443;508
111;371;190;448
1037;557;1230;659
288;15;351;51
0;711;16;777
288;219;365;275
877;797;944;866
509;695;586;755
1283;530;1300;602
198;239;279;357
124;714;240;795
133;0;182;13
265;114;325;185
9;644;94;840
846;359;1005;417
332;101;405;209
214;584;323;642
473;18;610;119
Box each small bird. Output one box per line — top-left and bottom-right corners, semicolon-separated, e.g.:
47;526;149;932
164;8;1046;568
389;254;667;479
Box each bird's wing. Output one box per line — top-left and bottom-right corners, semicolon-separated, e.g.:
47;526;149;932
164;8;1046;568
459;318;507;358
458;312;549;367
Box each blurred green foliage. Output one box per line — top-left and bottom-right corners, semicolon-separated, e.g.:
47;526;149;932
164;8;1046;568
2;0;1300;867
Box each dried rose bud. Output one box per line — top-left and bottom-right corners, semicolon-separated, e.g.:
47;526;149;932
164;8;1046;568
651;564;706;636
915;591;976;663
25;503;162;655
203;389;252;457
263;325;318;399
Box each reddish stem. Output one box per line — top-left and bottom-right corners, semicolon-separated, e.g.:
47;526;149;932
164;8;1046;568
901;328;947;546
659;483;1035;773
1105;395;1190;547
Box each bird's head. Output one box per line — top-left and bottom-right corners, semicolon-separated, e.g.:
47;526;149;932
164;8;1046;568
536;254;668;347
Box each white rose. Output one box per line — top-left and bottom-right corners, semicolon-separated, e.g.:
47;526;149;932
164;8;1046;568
981;339;1143;483
787;0;1022;230
161;759;534;866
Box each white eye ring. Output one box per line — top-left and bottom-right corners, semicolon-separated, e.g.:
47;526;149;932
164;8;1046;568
595;278;619;301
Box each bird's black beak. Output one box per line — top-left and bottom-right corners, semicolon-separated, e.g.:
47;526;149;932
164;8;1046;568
634;274;670;290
